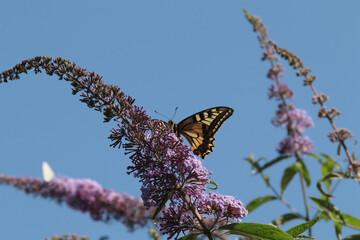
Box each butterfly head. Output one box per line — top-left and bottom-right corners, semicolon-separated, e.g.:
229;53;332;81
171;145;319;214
168;120;180;137
168;120;175;127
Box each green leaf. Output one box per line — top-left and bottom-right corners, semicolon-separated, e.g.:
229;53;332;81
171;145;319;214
246;195;278;213
207;180;218;190
152;190;172;220
281;162;301;194
263;174;271;187
245;154;262;173
319;212;329;221
322;161;334;192
310;197;345;223
321;156;340;190
320;153;333;161
322;171;359;181
316;180;333;198
272;213;304;227
317;171;360;198
293;235;315;239
298;158;311;186
343;213;360;230
322;155;337;175
334;222;342;240
219;222;293;240
286;216;320;237
178;233;202;240
344;234;360;240
320;154;340;170
305;152;323;162
259;155;290;172
337;142;341;157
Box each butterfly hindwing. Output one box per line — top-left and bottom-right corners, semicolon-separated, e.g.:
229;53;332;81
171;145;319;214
174;106;234;159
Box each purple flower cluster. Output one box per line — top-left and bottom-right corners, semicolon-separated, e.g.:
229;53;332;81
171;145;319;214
0;56;248;238
268;82;294;100
277;134;314;155
243;12;315;156
267;63;284;81
45;233;89;240
110;107;248;237
197;192;248;221
272;104;314;133
0;174;152;231
261;45;315;156
271;104;314;155
160;192;247;239
111;108;212;208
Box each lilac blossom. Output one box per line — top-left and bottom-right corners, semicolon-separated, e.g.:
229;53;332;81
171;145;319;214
268;82;294;100
262;46;314;155
110;108;212;209
328;128;353;142
245;13;315;156
45;233;89;240
110;108;248;237
0;57;248;238
160;192;248;239
197;192;248;221
0;174;153;231
266;63;285;80
277;133;314;155
272;104;314;133
272;104;314;155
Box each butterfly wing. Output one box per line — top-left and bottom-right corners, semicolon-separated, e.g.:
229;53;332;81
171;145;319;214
176;106;234;159
42;161;55;182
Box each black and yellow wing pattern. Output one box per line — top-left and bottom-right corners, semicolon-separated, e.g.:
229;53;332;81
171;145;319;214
167;106;234;159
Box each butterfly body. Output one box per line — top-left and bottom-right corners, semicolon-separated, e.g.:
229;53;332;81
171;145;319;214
164;106;234;159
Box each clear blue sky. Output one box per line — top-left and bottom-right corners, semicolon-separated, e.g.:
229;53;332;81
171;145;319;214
1;1;359;239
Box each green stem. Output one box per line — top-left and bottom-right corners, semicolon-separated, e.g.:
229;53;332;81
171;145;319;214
297;156;311;236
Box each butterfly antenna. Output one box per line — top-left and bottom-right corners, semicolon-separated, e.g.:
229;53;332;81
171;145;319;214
154;110;170;120
171;107;178;120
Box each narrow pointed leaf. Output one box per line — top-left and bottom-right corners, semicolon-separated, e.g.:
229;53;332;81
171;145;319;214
343;235;360;240
317;171;360;198
322;171;359;182
152;190;172;220
316;180;333;198
319;212;330;221
259;156;290;172
305;152;323;162
321;155;339;175
298;158;311;186
263;174;271;187
178;233;202;240
246;195;277;213
207;180;218;190
310;197;344;223
296;235;315;239
321;157;339;191
219;222;293;240
272;213;304;227
281;162;301;194
320;154;337;167
337;142;341;157
343;213;360;230
245;154;262;173
286;216;320;237
294;235;315;239
334;222;342;240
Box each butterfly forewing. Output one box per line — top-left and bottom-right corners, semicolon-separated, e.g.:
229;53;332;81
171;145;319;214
153;107;233;159
175;106;234;159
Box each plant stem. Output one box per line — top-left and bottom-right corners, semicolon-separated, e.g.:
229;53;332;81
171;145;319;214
297;156;311;236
